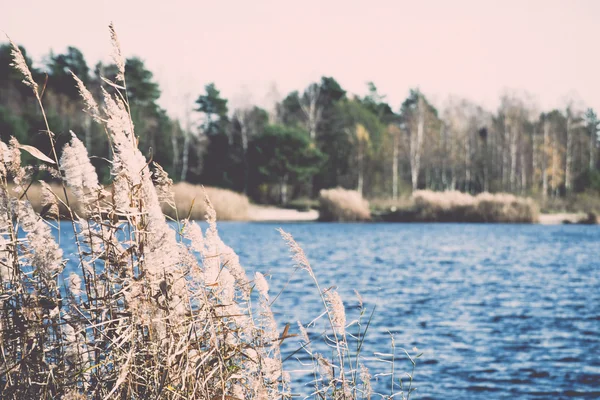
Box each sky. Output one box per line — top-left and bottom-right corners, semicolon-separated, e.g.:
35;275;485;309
2;0;600;120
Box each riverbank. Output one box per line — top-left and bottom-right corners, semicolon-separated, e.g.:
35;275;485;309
247;205;596;225
538;212;596;225
248;205;319;222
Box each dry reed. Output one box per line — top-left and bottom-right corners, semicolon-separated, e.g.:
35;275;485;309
318;188;371;222
384;190;539;223
14;182;250;221
0;25;418;399
164;182;250;221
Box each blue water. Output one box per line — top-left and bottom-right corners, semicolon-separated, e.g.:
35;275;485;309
60;222;600;399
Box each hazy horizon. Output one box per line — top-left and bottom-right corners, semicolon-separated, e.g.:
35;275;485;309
2;0;600;119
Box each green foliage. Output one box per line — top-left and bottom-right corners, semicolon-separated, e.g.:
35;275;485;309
278;90;304;127
574;169;600;193
249;124;324;195
195;82;228;136
0;106;28;143
47;46;90;99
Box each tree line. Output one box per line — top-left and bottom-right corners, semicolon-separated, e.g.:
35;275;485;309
2;42;599;204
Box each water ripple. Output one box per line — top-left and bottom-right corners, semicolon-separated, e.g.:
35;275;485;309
213;222;600;399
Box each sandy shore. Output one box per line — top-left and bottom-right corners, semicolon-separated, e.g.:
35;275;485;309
248;205;319;222
538;213;589;225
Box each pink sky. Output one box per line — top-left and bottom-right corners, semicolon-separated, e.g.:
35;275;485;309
2;0;600;119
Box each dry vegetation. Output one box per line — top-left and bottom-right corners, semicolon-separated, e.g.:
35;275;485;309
165;182;249;221
318;188;371;222
539;191;600;215
377;190;539;223
14;182;250;221
0;25;419;399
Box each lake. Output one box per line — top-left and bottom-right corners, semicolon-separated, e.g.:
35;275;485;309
61;222;600;399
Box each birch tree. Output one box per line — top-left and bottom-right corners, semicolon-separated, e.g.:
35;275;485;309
299;83;322;140
388;124;402;199
355;123;370;196
586;108;599;170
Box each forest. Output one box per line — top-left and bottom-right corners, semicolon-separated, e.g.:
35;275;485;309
2;42;599;206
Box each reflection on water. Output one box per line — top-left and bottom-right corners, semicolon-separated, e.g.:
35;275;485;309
61;222;600;399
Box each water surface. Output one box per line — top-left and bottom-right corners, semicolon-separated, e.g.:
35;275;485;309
59;222;600;398
214;222;600;399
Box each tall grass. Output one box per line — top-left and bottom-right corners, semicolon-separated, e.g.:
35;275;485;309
14;182;249;221
319;188;371;222
380;190;539;223
0;26;418;399
164;182;250;221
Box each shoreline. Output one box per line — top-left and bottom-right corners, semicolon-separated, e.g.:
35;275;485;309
537;213;591;225
246;205;595;225
247;205;319;222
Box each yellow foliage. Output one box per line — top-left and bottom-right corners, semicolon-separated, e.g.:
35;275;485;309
355;123;370;143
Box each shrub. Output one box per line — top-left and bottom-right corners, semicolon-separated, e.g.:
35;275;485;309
380;190;539;223
318;187;371;221
412;190;475;222
474;192;539;223
0;25;417;399
541;191;600;215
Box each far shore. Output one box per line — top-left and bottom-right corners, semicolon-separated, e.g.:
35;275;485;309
246;205;594;225
537;213;591;225
248;205;319;222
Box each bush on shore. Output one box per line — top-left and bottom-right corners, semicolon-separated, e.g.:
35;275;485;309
379;190;539;223
165;182;250;221
318;187;371;221
540;191;600;215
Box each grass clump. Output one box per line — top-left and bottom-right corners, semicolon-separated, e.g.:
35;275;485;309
474;192;539;223
0;25;419;399
318;187;371;222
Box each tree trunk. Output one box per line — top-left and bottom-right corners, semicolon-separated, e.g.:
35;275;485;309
441;124;448;190
84;115;92;152
520;145;527;194
357;140;364;196
590;125;596;170
552;129;559;197
502;121;509;191
465;129;471;193
181;128;190;181
392;131;399;200
180;95;194;182
410;95;425;191
170;122;179;175
280;174;289;205
542;120;549;198
483;133;489;192
300;84;321;141
565;112;573;192
510;125;518;192
239;115;250;194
